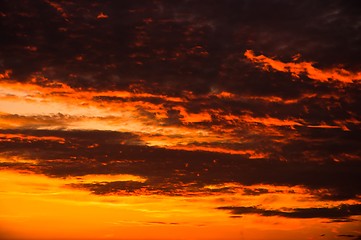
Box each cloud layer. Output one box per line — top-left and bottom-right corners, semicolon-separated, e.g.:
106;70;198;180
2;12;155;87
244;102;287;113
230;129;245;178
1;0;360;239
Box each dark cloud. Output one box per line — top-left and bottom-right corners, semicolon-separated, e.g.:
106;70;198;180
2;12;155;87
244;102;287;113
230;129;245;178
0;128;143;145
1;1;360;168
1;0;360;93
0;1;360;229
217;204;361;220
69;181;145;195
163;108;183;126
1;129;361;199
327;219;357;223
242;188;269;196
146;221;180;225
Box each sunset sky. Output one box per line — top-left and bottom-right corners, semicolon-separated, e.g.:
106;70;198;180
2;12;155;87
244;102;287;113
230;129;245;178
0;0;361;239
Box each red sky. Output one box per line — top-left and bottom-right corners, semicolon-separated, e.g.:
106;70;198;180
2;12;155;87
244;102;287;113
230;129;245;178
0;0;361;239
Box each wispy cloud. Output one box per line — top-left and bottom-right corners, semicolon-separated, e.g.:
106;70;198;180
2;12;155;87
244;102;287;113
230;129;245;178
245;50;361;83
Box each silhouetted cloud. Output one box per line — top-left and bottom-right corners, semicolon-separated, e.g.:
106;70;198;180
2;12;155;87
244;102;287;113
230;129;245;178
0;0;360;228
1;128;360;200
217;204;361;220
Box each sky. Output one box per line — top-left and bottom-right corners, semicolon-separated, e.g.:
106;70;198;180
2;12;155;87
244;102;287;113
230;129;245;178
0;0;361;239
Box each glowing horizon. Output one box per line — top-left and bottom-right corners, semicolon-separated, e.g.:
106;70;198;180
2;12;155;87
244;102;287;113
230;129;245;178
1;1;360;239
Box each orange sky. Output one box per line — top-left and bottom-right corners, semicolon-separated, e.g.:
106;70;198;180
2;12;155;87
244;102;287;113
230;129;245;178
1;1;360;239
1;170;360;240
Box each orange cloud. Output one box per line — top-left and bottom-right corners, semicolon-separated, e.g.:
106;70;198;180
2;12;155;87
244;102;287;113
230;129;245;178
224;114;304;128
97;12;109;19
0;133;65;143
0;70;11;80
173;106;212;123
244;50;361;83
165;145;268;158
44;0;69;21
307;124;341;129
0;79;225;150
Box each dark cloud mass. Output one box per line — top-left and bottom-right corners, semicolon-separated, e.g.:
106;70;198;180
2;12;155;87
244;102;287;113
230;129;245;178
1;129;361;201
1;0;360;91
217;204;361;220
0;0;361;228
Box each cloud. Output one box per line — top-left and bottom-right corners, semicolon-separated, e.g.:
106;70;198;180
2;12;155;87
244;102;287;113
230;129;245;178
69;181;145;195
1;1;360;238
2;0;359;94
244;50;361;83
1;0;360;161
242;187;269;196
338;235;356;238
217;204;361;220
1;128;360;200
96;12;108;19
146;221;180;225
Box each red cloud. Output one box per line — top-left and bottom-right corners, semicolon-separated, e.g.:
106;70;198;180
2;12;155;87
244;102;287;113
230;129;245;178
244;50;361;83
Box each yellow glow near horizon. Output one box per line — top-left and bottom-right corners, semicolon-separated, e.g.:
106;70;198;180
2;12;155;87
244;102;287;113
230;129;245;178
1;169;360;239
